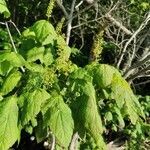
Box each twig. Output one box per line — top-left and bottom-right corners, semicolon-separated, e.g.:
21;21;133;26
0;21;5;25
5;22;25;72
66;0;77;45
76;2;84;50
72;16;104;29
139;48;150;62
70;0;98;22
124;53;150;79
117;12;150;69
123;37;137;72
127;65;150;82
75;0;83;10
8;20;21;36
105;14;132;35
136;30;150;51
56;0;69;19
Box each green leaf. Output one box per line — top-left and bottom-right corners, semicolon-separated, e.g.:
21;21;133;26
69;78;106;149
42;34;56;46
69;68;92;83
25;63;45;73
105;112;113;122
42;92;74;148
113;107;125;128
22;28;36;38
43;47;54;66
35;114;48;143
31;20;57;44
86;63;115;88
0;96;19;150
0;52;26;67
86;63;144;124
0;0;10;18
110;74;144;124
26;46;45;62
25;46;54;66
20;89;50;125
0;61;12;76
0;70;22;96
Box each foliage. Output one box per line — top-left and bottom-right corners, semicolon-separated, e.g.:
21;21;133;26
124;96;150;150
0;1;149;150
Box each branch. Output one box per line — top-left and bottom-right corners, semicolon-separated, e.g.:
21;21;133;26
117;12;150;68
75;3;84;50
0;21;5;25
136;29;150;51
56;0;69;19
105;14;132;35
123;37;136;72
127;65;150;82
124;53;150;79
134;80;150;86
75;0;83;9
70;0;98;21
66;0;77;45
69;132;79;150
72;16;104;29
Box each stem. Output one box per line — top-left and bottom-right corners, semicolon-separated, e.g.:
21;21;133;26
5;22;25;72
51;134;55;150
69;132;79;150
8;20;21;36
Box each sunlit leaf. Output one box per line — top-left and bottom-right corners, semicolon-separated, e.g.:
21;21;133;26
20;89;50;125
0;0;10;18
0;96;18;150
1;70;21;96
42;92;74;148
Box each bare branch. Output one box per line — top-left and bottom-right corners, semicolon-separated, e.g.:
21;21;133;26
127;65;150;82
117;12;150;68
134;80;150;86
72;16;104;29
0;21;5;25
123;37;136;72
124;51;150;79
56;0;69;19
66;0;77;45
105;14;132;35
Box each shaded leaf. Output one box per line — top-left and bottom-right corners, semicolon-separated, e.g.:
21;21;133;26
35;114;48;143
